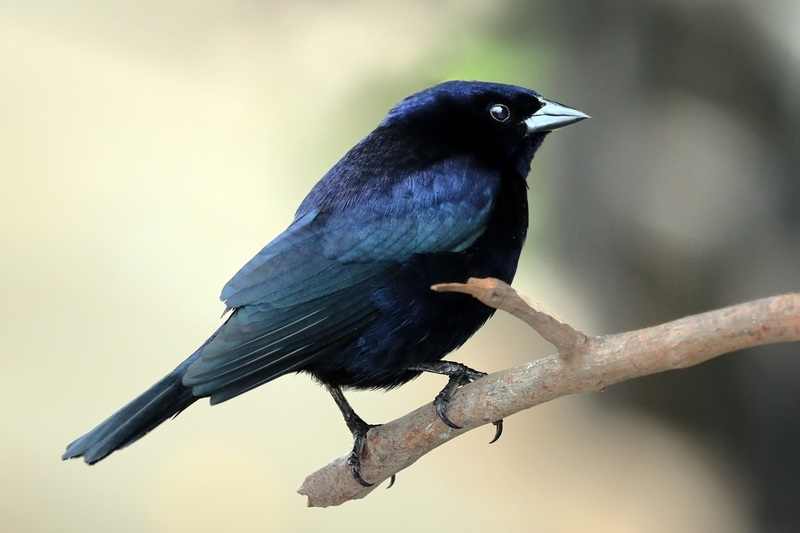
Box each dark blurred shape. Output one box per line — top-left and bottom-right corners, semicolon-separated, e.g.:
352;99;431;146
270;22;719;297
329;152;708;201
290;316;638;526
499;1;800;530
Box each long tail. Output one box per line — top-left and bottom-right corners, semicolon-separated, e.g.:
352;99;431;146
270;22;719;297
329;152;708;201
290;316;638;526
62;357;199;464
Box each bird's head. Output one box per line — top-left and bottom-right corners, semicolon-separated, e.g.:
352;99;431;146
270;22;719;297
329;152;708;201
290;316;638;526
379;80;588;170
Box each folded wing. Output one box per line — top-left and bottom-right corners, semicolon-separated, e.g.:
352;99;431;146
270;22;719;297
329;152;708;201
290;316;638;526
183;162;498;402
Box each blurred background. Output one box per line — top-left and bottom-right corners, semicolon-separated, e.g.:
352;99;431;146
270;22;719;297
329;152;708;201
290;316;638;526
3;1;799;532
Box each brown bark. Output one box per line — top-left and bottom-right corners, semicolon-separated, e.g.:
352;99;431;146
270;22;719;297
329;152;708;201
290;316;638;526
298;278;800;507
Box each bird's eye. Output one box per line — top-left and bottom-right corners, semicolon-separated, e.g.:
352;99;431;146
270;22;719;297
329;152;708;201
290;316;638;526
489;104;510;122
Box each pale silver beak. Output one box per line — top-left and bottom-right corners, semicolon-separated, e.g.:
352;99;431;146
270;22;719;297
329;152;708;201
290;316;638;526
524;98;590;134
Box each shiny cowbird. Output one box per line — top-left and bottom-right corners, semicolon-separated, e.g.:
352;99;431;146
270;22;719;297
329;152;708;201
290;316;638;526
62;81;588;485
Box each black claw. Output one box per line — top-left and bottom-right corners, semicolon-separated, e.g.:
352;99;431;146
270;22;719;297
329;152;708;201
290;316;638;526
411;361;504;442
411;361;473;430
489;419;503;444
386;474;396;489
349;456;374;487
346;420;378;487
434;395;463;429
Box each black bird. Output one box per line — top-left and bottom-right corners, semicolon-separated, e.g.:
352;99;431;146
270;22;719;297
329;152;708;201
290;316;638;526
62;81;588;485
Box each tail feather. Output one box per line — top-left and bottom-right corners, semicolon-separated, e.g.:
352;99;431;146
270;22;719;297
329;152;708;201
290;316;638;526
62;362;198;464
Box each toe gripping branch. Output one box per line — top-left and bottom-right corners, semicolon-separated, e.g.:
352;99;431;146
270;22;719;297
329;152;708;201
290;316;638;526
411;361;503;443
326;384;395;488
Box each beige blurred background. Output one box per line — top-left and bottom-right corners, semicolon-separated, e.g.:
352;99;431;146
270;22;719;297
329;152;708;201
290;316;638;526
5;1;798;532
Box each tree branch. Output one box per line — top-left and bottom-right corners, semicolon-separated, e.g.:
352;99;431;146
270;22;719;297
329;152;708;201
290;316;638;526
298;278;800;507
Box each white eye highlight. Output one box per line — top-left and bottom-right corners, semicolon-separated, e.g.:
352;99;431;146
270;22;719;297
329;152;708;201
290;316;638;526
489;104;510;122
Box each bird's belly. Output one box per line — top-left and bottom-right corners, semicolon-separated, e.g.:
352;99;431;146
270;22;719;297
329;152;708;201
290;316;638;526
307;293;495;389
306;243;521;389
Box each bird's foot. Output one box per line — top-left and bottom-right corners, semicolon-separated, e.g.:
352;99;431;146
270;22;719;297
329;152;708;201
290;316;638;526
326;383;396;488
410;361;503;443
346;417;381;487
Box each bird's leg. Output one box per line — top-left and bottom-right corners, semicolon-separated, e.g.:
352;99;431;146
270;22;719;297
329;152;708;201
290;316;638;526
410;361;503;443
325;383;395;488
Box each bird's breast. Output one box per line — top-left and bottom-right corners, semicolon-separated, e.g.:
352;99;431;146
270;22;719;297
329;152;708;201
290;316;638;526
306;167;529;389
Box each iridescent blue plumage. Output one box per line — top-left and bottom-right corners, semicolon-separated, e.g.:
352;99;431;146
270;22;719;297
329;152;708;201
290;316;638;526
62;81;588;480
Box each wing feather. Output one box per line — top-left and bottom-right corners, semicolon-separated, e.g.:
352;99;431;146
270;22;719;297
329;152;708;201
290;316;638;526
184;160;500;402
